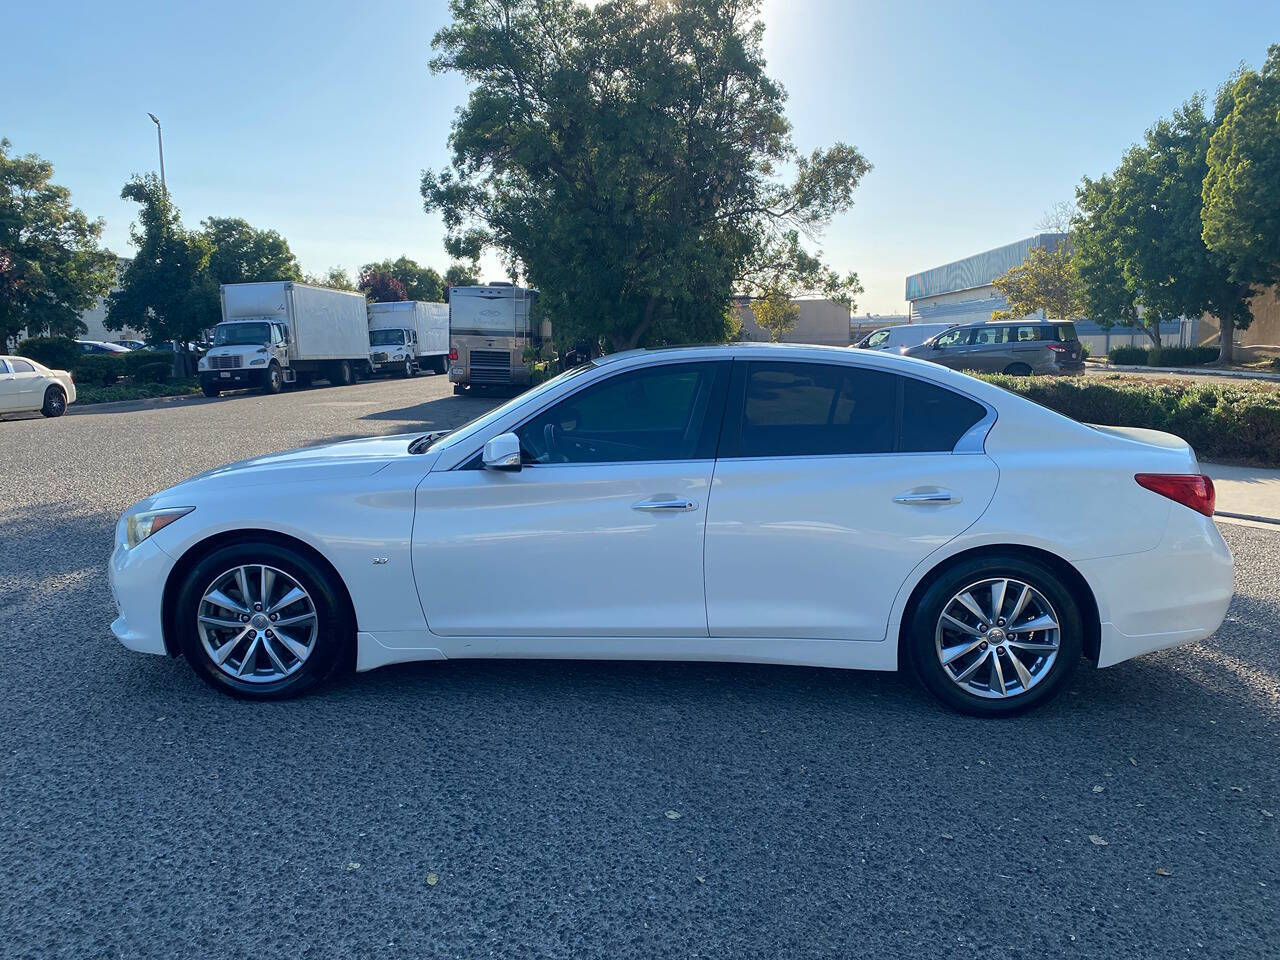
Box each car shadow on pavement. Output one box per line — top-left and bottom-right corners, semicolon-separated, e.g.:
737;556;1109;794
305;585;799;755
359;393;496;431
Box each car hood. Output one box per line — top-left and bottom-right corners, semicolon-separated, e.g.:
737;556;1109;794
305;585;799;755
167;433;420;492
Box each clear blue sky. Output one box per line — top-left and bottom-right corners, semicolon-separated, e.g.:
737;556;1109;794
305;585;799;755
5;0;1278;314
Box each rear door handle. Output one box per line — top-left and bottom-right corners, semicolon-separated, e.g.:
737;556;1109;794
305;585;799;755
633;497;698;512
894;491;960;505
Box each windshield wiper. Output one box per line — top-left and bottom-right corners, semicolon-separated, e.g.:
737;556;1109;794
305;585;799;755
408;430;451;455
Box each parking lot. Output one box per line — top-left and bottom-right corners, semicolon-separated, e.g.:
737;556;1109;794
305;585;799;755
2;374;1278;959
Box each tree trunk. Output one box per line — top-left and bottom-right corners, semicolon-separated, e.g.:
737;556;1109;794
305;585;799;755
1218;317;1234;365
618;297;661;352
1145;323;1162;351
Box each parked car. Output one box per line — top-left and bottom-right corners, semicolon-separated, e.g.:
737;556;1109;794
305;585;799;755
903;320;1085;375
108;344;1231;716
76;340;131;354
854;321;954;352
0;355;75;417
113;340;147;351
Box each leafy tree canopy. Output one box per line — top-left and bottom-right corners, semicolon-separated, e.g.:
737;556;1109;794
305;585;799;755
1074;96;1251;352
106;174;219;343
305;266;357;290
361;255;444;302
749;290;799;342
423;0;868;351
0;138;117;344
202;216;302;287
443;262;480;289
1202;44;1280;291
358;268;407;303
991;244;1082;323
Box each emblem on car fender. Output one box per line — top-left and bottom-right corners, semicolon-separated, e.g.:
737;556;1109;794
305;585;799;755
372;557;389;565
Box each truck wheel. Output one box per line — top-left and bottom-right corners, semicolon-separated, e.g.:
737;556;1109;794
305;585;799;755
434;356;448;375
262;362;283;394
401;359;414;379
333;361;354;386
201;382;221;398
453;384;466;395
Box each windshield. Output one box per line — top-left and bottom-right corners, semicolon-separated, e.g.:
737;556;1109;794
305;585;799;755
214;322;271;347
371;329;406;346
427;361;600;453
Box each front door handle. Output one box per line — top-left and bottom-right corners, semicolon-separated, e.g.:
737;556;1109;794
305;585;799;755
633;497;698;512
893;490;960;506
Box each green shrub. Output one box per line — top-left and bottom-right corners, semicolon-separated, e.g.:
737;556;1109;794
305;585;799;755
123;349;167;377
1148;346;1218;367
1108;345;1149;365
976;373;1280;466
71;354;126;386
133;360;171;383
16;336;80;371
75;379;202;405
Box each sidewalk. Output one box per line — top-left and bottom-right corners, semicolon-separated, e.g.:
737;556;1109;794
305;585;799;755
1203;462;1280;526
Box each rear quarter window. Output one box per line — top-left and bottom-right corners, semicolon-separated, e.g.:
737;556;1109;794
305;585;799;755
898;378;987;452
1053;324;1078;341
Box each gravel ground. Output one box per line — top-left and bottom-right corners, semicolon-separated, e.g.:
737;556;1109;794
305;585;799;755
1;375;1277;960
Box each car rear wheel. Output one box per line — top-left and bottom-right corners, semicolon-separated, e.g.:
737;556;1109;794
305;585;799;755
1004;362;1033;377
906;554;1082;716
41;385;67;417
175;541;350;700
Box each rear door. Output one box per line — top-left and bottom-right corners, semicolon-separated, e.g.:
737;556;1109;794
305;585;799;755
704;361;998;642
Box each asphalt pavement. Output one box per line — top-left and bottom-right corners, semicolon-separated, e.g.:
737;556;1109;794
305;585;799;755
1;374;1278;960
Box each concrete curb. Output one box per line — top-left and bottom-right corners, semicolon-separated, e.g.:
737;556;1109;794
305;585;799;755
67;392;209;415
1099;364;1280;382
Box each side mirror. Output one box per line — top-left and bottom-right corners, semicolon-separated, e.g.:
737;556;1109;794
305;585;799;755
482;432;522;471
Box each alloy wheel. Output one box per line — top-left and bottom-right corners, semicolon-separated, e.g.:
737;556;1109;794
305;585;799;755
196;564;318;683
934;577;1060;699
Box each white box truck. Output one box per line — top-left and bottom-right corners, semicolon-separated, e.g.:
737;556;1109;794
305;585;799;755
367;301;450;377
446;283;545;392
200;282;371;396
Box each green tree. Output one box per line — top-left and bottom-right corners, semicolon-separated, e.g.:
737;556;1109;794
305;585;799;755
202;216;302;286
106;174;220;347
749;289;799;342
1202;44;1280;360
304;266;357;290
443;262;479;288
1074;96;1251;354
358;268;408;303
0;139;117;345
423;0;869;352
361;256;444;302
990;244;1082;322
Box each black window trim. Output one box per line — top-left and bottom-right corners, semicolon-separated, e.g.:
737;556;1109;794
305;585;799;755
716;358;995;461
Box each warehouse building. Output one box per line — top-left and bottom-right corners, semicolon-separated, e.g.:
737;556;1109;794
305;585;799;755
905;235;1188;353
733;297;850;347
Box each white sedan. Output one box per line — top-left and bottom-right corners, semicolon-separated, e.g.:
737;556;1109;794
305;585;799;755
109;344;1234;715
0;355;75;418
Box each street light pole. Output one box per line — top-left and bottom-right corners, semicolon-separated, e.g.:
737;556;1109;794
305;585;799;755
147;113;166;194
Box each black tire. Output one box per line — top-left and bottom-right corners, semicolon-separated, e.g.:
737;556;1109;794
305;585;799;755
175;540;351;700
401;358;414;378
41;385;67;417
1004;362;1033;377
333;360;354;386
434;356;448;375
905;553;1083;717
201;383;221;398
262;362;283;394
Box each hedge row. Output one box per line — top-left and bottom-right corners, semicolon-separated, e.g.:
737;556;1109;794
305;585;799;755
16;337;175;386
1108;345;1219;367
977;373;1280;466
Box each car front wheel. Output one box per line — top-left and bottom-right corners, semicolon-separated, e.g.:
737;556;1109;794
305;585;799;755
906;554;1082;716
175;541;350;699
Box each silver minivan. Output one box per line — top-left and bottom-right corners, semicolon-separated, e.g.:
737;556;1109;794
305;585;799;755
904;320;1085;375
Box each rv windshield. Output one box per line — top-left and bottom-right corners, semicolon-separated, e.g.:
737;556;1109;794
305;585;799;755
370;329;406;346
214;322;271;347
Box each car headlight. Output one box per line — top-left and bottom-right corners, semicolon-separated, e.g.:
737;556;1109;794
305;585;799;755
126;507;194;550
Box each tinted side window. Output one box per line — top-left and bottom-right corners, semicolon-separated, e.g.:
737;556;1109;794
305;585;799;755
1012;325;1042;342
516;361;726;464
865;330;889;349
10;359;35;372
971;326;1011;346
899;378;986;452
934;328;967;347
732;362;897;457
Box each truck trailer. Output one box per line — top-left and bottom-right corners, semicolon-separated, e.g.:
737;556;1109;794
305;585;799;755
367;301;450;377
200;282;371;396
446;284;544;392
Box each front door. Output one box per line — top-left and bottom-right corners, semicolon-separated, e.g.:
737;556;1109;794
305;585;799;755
412;360;729;637
704;360;999;642
0;361;19;412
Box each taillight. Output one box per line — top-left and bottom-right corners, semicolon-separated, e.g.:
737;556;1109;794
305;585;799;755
1046;343;1067;352
449;348;458;361
1135;474;1215;517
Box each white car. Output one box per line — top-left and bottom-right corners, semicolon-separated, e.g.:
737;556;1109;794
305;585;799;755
109;344;1234;715
854;322;955;352
0;356;76;418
